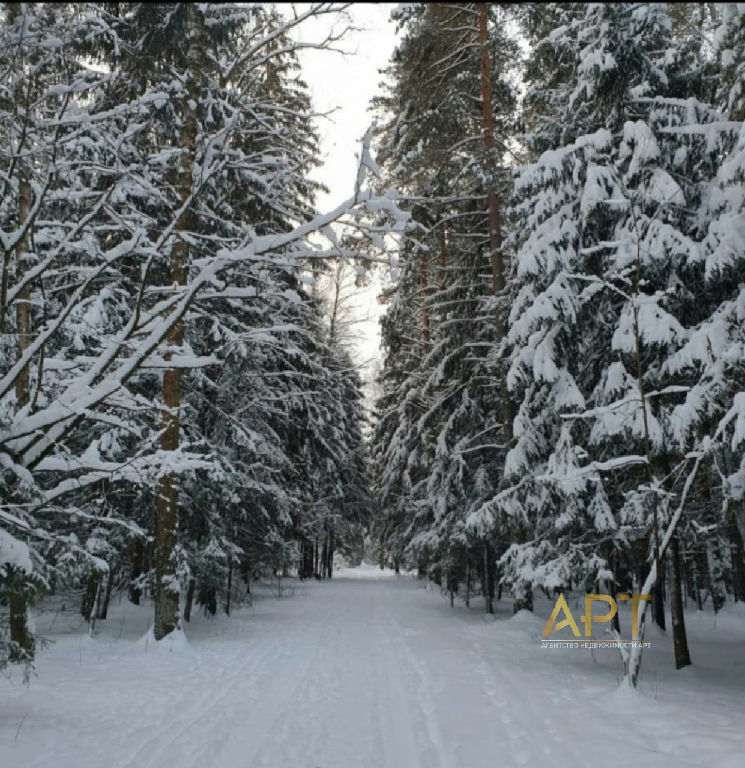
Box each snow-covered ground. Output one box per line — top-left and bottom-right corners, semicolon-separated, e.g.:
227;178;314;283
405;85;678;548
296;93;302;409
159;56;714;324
1;564;744;768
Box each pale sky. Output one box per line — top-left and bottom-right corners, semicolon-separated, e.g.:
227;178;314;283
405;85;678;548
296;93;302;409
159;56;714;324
284;3;399;398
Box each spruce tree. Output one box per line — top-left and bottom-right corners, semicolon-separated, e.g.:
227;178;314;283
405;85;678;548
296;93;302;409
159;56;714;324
372;3;518;608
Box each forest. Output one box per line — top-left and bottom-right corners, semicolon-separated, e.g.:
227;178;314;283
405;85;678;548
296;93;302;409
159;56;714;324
370;1;745;688
1;2;744;746
0;1;406;672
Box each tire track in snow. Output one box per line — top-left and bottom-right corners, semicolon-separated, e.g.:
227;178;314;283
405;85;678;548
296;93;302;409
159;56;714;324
371;592;425;768
114;627;293;768
463;627;584;767
244;619;335;768
235;592;343;768
187;631;318;768
380;597;460;768
317;587;387;767
380;579;578;768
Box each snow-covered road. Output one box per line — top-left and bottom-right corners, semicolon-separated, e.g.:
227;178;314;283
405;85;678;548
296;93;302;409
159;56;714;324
1;565;744;768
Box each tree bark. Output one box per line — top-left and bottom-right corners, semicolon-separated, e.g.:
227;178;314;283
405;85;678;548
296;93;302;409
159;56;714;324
96;568;114;621
626;187;667;635
81;571;99;623
483;540;494;614
728;518;745;603
183;577;196;622
309;538;314;578
9;37;34;654
438;227;448;292
671;534;691;669
129;538;144;605
15;170;32;410
153;3;203;640
326;525;335;579
706;539;726;613
9;592;33;662
652;552;666;631
225;554;232;615
465;558;471;608
241;557;251;593
477;2;514;463
320;526;329;581
627;455;702;686
607;549;621;633
448;563;455;607
477;3;503;300
419;256;430;347
693;547;707;610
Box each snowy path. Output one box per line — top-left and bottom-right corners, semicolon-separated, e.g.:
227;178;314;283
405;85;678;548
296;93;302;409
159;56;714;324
1;566;744;768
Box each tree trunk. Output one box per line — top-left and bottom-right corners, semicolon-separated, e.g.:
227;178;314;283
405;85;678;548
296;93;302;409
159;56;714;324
129;538;144;604
9;75;34;656
225;554;232;615
419;256;430;347
477;3;513;438
477;3;503;300
652;557;666;631
320;527;329;581
682;543;693;606
671;534;691;669
303;539;314;579
694;564;704;610
15;173;32;410
9;592;33;662
465;558;471;608
153;3;203;640
438;227;448;292
81;571;99;623
483;540;494;614
728;518;745;603
154;473;180;636
183;577;196;622
199;582;217;616
706;539;727;613
693;547;707;610
608;549;621;633
96;568;114;621
241;557;251;593
327;525;335;579
626;455;703;686
725;450;745;545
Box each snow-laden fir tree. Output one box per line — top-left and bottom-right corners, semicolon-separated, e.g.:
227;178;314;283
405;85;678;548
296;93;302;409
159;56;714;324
497;3;711;647
0;0;127;669
1;1;398;653
371;2;518;608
